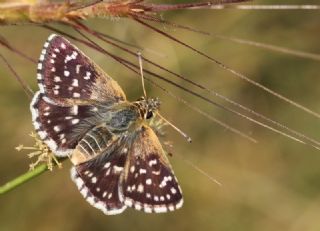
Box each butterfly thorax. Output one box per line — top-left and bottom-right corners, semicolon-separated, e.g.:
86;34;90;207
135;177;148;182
103;97;160;132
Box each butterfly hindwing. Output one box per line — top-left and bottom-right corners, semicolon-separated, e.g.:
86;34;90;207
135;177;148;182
70;137;128;215
122;125;183;213
37;34;126;104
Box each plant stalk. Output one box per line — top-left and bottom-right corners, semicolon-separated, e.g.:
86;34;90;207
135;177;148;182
0;164;48;195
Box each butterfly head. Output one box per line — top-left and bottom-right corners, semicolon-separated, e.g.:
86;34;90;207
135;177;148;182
135;96;161;120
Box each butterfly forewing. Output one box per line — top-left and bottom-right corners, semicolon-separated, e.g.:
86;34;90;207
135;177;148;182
37;34;126;104
122;126;183;213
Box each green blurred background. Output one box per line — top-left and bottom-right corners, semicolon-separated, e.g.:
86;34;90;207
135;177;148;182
1;0;320;230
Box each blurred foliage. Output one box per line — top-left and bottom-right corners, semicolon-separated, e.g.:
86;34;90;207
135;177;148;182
1;0;320;231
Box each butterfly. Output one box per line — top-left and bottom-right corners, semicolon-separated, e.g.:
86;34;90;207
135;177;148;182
30;34;183;214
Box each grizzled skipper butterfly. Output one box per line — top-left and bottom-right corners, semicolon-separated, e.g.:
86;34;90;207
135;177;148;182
30;34;183;214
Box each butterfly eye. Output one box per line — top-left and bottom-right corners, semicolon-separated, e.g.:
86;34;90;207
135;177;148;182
146;111;153;119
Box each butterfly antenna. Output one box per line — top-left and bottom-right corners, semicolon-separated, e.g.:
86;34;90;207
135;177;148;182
156;112;192;143
137;51;147;98
138;48;191;143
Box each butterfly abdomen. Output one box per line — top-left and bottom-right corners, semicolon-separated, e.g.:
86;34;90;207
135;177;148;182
71;125;116;165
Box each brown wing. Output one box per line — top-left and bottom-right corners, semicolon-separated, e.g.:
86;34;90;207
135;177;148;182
70;136;128;215
122;125;183;213
36;34;126;105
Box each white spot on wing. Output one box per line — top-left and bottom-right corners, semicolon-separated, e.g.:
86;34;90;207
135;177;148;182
71;119;80;124
104;162;110;168
38;131;47;139
144;206;152;213
149;159;157;166
146;179;152;185
54;76;61;82
84;71;91;80
152;170;160;175
76;64;81;74
137;184;144;193
134;203;142;210
72;105;78;115
91;177;97;183
154;206;168;213
175;199;184;209
73;92;80;98
53;126;61;132
168;205;175;211
64;70;70;77
125;198;133;207
72;79;79;87
113;166;123;173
